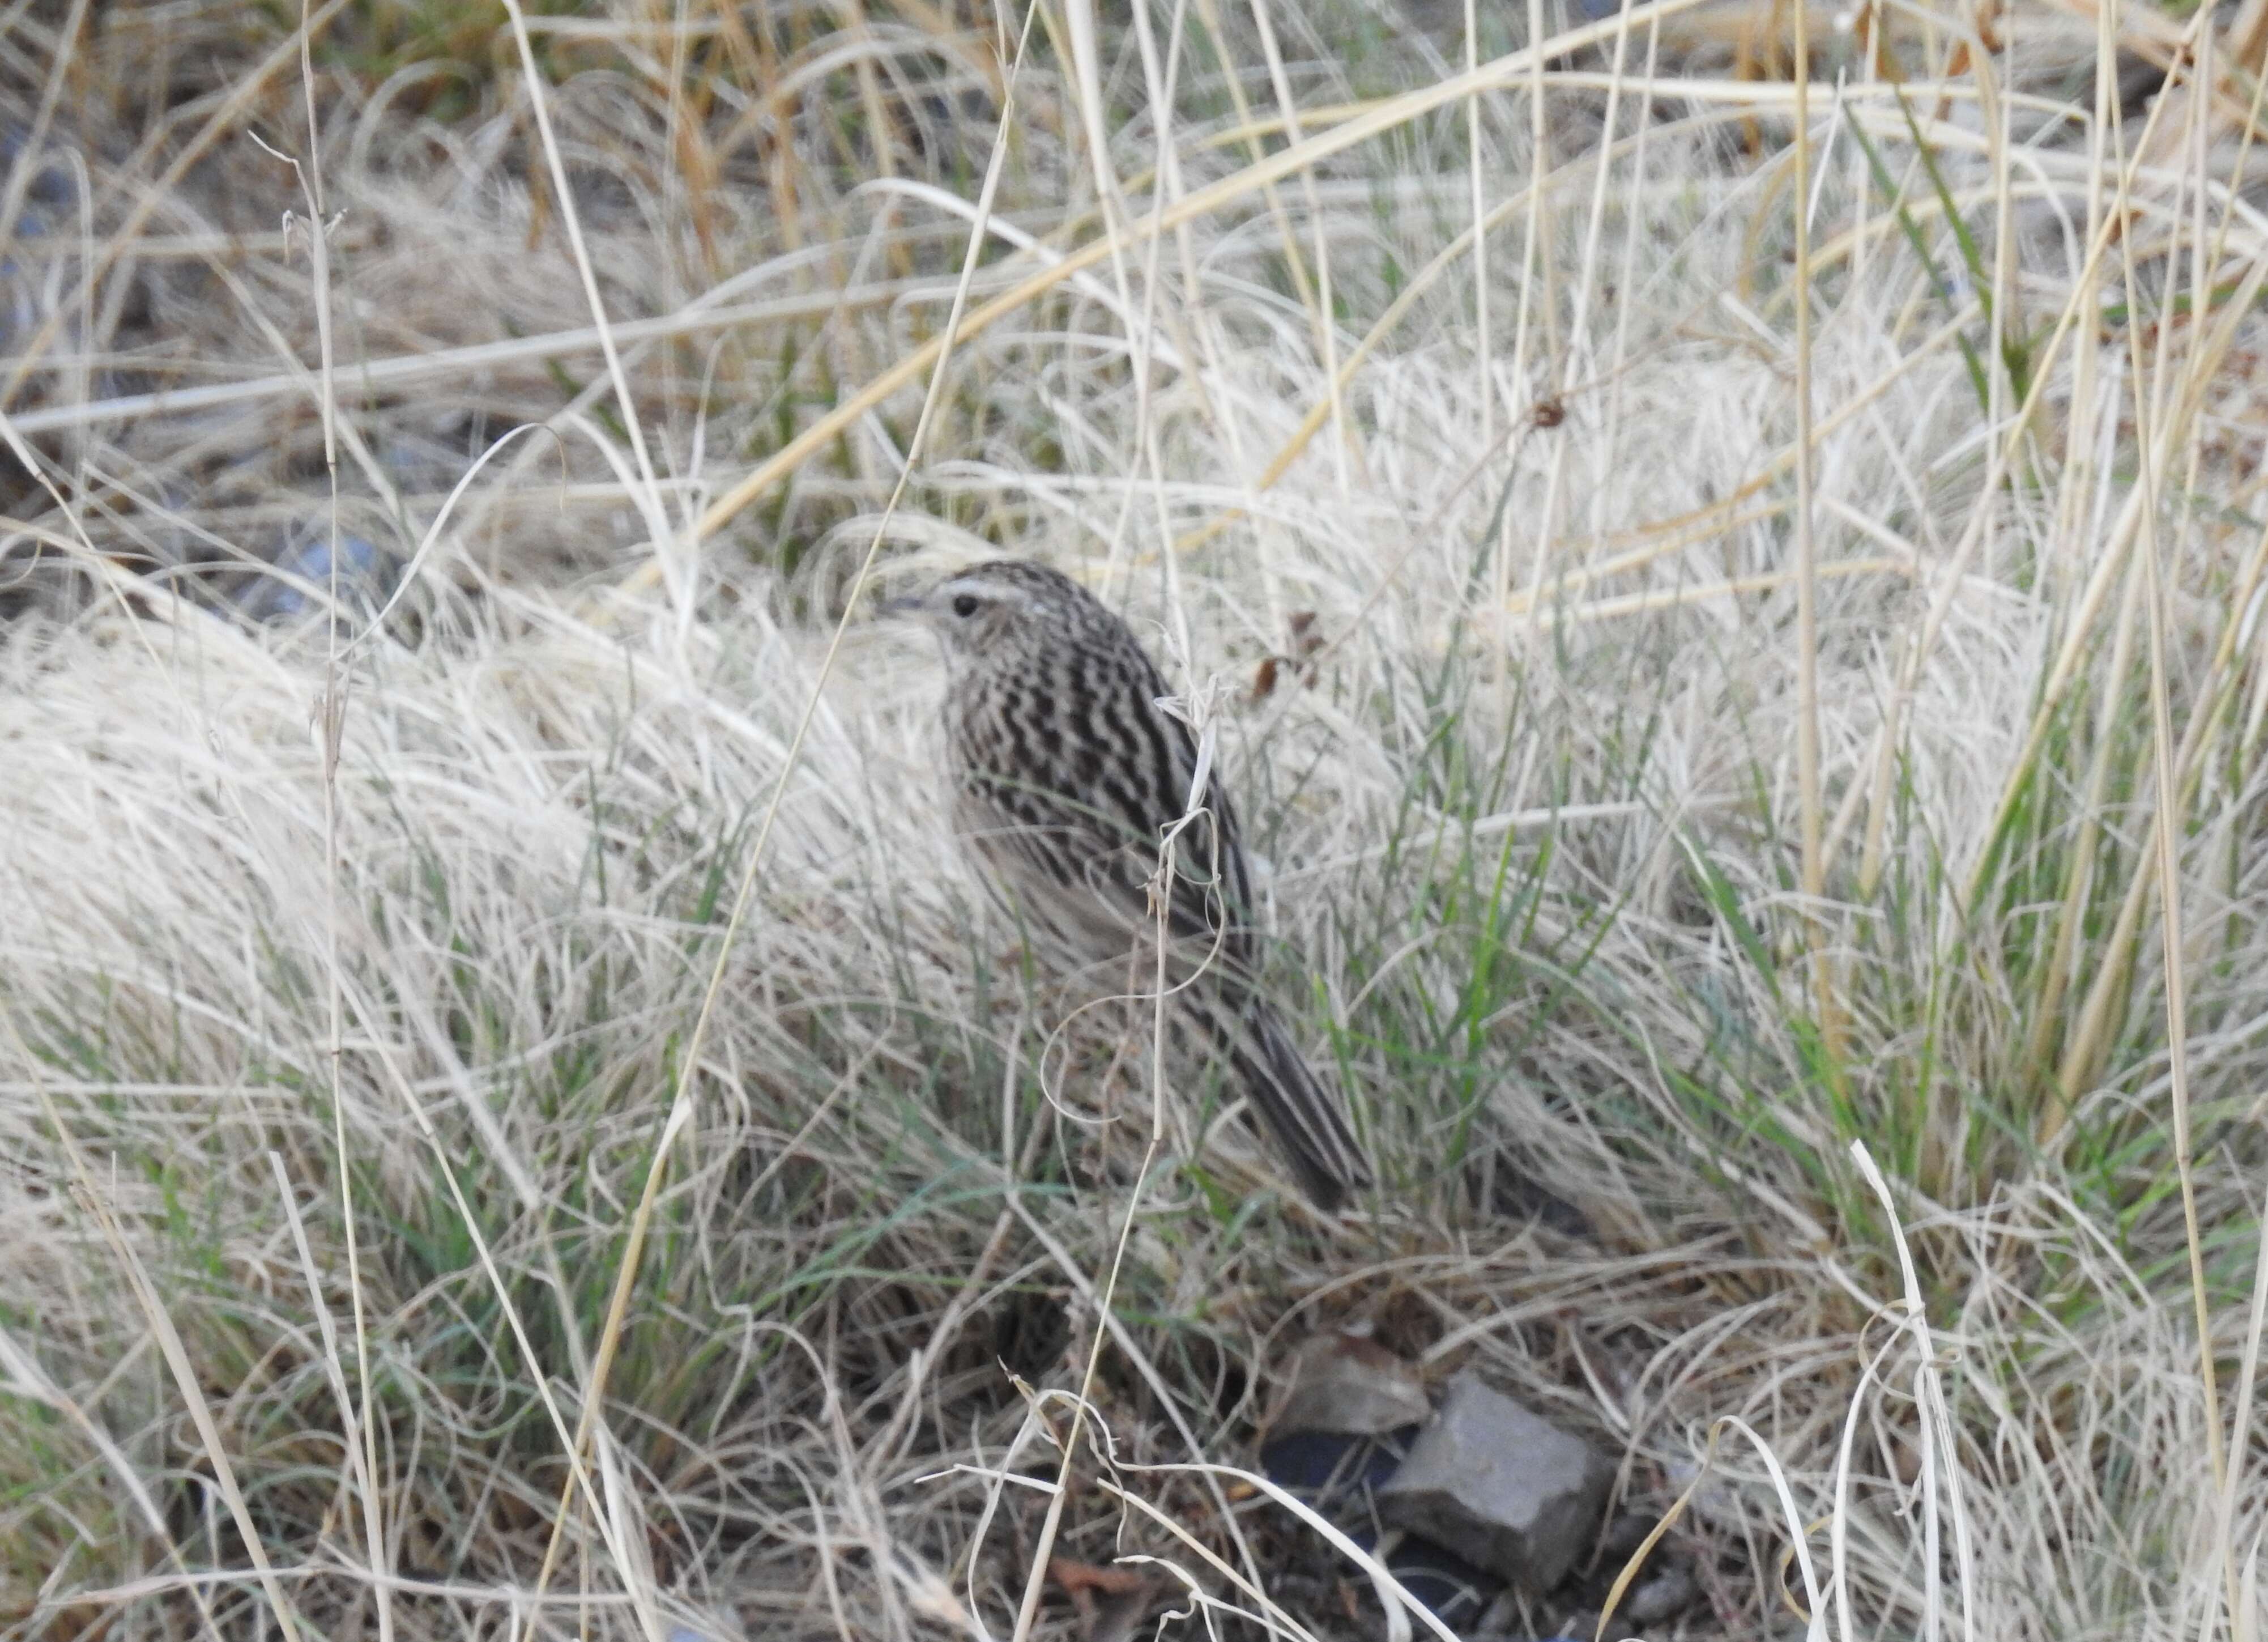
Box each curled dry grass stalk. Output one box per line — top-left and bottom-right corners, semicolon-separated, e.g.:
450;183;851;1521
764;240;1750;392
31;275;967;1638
3;0;2268;1638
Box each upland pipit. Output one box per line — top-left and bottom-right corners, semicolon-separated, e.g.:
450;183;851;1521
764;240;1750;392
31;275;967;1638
889;558;1371;1210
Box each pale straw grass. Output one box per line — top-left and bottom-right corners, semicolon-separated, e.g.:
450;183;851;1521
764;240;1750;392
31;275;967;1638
4;2;2268;1640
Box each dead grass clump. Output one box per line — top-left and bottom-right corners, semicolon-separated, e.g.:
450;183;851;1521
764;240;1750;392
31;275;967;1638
7;0;2268;1638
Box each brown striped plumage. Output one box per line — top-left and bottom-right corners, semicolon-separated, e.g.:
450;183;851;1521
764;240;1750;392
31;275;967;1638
890;558;1371;1210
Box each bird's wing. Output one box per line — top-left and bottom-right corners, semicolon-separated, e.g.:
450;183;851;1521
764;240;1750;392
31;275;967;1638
1067;697;1258;976
953;732;1258;976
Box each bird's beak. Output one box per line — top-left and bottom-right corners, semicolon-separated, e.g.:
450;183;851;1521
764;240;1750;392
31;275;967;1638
874;593;926;619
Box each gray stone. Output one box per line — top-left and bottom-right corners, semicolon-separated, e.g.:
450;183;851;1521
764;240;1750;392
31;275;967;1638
1623;1566;1699;1625
1599;1508;1656;1560
1374;1371;1613;1590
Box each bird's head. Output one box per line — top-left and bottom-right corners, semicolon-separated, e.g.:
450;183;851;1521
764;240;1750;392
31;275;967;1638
880;558;1099;664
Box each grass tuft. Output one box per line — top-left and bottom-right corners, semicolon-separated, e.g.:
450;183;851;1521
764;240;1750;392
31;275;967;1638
6;1;2268;1637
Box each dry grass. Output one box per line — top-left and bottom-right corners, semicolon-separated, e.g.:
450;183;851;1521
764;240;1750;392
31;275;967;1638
5;0;2268;1637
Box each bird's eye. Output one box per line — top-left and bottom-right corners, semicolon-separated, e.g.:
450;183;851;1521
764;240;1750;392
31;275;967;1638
951;593;980;618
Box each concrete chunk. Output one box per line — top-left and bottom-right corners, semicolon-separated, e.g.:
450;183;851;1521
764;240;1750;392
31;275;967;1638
1375;1371;1612;1590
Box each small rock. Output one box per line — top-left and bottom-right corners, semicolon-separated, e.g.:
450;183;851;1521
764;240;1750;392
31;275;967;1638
1375;1371;1613;1590
1598;1508;1657;1561
1622;1566;1698;1626
242;534;399;624
1382;1533;1502;1632
0;127;75;352
1659;1456;1749;1532
1258;1426;1412;1505
1270;1330;1431;1439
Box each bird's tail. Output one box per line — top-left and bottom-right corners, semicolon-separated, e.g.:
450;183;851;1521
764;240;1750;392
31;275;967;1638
1191;990;1372;1211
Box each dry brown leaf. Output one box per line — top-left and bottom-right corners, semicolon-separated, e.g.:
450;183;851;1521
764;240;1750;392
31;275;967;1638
1046;1558;1180;1642
1267;1329;1430;1439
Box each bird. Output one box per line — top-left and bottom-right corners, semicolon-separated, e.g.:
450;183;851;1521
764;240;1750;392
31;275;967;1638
886;556;1372;1210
